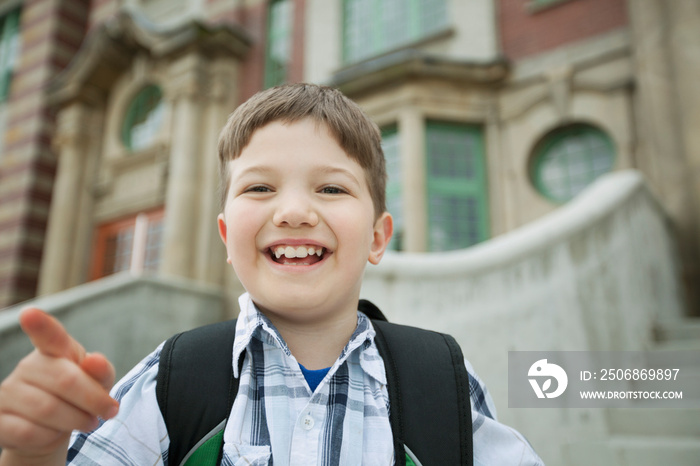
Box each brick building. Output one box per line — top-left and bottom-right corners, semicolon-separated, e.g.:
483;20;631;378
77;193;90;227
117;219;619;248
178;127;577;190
0;0;699;313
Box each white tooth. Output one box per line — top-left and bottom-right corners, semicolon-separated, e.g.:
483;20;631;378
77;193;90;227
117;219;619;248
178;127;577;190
316;248;323;257
296;246;308;258
275;247;285;259
284;246;296;258
308;247;316;256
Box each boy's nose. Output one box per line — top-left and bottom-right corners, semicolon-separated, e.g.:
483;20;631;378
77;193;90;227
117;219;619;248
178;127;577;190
272;194;319;228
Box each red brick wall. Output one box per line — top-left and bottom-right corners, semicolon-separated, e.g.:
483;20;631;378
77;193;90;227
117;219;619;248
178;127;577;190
499;0;628;60
0;0;89;307
205;0;243;24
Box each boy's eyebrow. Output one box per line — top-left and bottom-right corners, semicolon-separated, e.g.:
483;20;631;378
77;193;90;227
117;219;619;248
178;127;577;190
234;164;362;186
231;165;276;179
314;166;362;185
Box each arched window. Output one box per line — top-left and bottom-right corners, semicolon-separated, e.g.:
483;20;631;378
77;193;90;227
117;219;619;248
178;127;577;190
531;124;615;203
121;84;164;151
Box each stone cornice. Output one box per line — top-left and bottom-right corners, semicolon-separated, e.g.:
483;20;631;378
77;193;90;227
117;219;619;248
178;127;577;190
48;10;253;107
330;49;509;97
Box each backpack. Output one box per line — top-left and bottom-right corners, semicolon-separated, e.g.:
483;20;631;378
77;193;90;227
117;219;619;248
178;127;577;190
156;300;473;466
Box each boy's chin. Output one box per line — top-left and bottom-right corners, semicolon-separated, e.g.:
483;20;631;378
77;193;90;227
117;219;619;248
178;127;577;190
251;293;357;324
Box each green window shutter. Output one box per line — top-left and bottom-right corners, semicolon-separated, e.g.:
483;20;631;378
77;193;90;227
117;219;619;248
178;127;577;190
121;84;164;152
382;126;402;251
0;8;21;102
532;124;615;203
425;121;489;251
343;0;448;63
264;0;293;88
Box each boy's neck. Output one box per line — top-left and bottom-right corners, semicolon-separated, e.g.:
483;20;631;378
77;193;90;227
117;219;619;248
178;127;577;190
260;307;359;370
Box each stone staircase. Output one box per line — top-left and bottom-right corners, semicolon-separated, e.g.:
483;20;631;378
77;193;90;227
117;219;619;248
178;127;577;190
563;319;700;466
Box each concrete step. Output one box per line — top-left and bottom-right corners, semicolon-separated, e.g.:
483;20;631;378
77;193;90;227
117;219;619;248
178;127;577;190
655;319;700;342
651;338;700;352
606;407;700;437
563;435;700;466
614;347;700;400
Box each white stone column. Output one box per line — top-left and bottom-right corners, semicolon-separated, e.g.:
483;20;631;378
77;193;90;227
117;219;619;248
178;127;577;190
160;53;204;279
38;103;91;295
628;0;700;312
667;1;700;230
194;60;239;285
69;104;104;288
485;98;506;237
398;107;427;252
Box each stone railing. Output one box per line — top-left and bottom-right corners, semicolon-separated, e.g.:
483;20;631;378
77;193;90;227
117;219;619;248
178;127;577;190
0;273;225;381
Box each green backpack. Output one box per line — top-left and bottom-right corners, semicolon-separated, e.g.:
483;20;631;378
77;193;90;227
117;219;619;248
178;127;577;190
156;300;473;466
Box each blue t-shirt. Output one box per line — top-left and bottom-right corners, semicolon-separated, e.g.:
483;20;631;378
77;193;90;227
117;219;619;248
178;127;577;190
299;363;331;392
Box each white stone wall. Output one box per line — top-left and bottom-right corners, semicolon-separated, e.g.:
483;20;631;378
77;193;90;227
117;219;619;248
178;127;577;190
361;170;685;464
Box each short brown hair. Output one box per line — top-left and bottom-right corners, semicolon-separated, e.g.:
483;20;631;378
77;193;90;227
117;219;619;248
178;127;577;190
217;83;386;217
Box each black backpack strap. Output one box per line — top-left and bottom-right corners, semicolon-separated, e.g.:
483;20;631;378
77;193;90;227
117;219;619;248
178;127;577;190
156;319;240;466
358;299;389;322
372;319;474;466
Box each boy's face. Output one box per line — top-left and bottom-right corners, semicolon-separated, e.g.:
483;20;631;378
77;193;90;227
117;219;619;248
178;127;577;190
217;119;393;324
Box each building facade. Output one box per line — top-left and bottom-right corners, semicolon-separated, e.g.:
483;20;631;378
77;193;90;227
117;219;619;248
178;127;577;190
0;0;699;313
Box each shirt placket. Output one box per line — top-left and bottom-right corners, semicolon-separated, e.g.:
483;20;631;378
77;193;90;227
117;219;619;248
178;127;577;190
289;394;326;466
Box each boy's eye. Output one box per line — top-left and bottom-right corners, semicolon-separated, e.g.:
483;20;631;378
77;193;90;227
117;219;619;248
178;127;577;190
320;186;346;194
245;185;273;193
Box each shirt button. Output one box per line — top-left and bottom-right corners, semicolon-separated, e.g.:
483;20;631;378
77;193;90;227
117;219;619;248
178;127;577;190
302;413;315;430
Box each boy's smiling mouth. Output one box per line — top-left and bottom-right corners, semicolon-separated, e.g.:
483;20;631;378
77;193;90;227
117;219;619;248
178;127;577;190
268;244;327;266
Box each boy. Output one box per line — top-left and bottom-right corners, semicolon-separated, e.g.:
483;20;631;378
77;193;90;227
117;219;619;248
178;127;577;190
0;83;542;465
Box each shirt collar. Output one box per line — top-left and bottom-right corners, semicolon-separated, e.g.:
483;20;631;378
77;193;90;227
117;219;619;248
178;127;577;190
232;292;386;384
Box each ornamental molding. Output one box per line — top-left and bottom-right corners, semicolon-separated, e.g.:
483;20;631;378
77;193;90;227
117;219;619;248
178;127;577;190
48;10;252;107
331;49;509;98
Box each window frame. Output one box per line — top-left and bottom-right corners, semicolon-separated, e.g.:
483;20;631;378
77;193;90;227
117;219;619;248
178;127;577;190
342;0;448;64
91;208;165;280
264;0;294;88
381;125;402;251
531;124;616;204
0;8;21;102
121;84;164;152
425;121;490;252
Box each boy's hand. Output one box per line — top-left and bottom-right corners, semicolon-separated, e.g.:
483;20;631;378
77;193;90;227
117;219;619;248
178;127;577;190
0;308;119;464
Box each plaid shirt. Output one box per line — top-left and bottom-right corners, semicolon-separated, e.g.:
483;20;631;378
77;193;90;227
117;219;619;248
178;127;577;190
67;293;543;465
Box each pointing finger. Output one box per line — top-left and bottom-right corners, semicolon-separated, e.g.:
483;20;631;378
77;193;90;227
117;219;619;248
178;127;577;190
19;308;86;364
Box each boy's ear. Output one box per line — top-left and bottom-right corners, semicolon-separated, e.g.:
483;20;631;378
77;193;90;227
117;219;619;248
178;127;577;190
368;212;393;265
217;213;227;244
217;214;232;264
